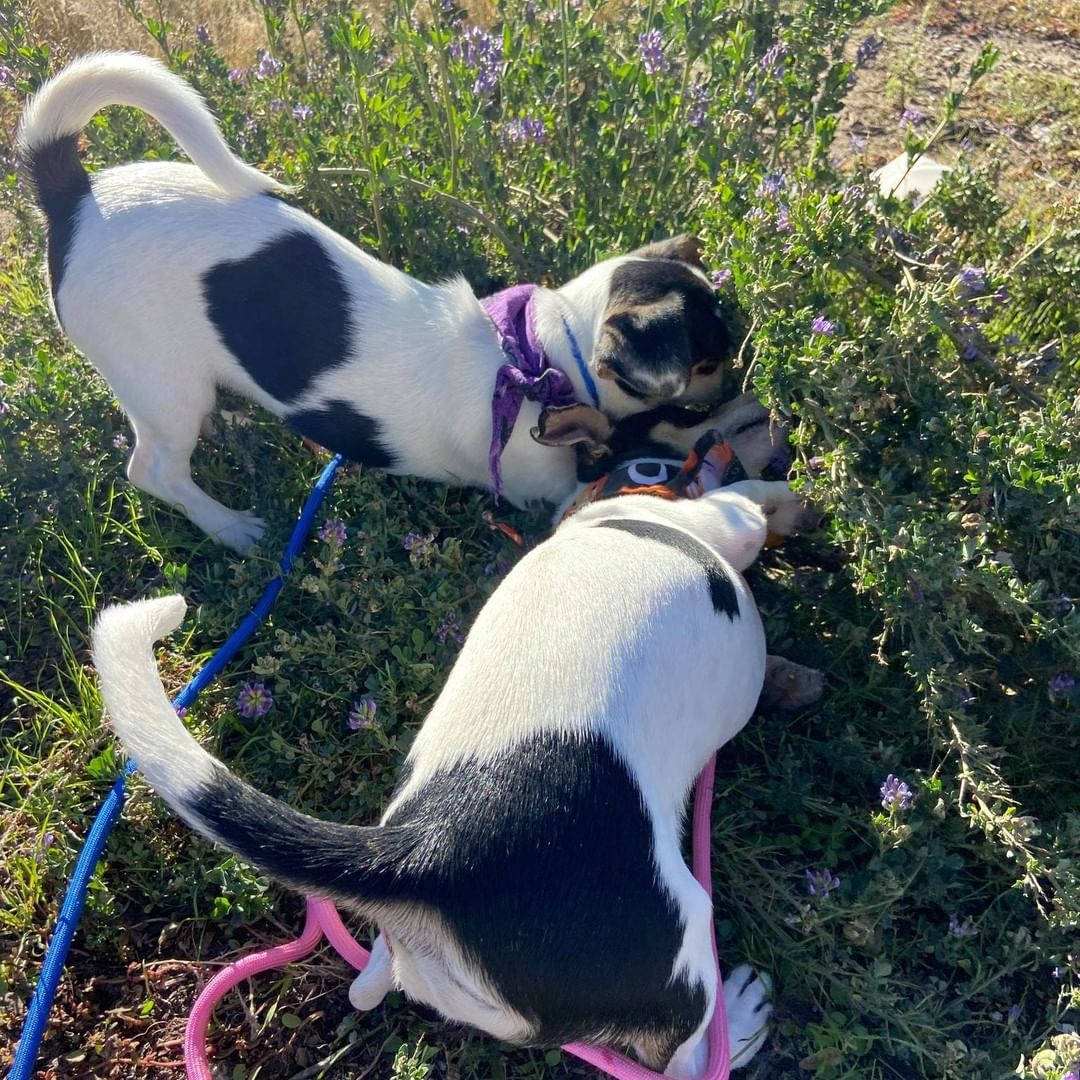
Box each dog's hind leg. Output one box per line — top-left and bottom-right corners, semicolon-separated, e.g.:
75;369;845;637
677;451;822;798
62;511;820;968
126;403;266;553
348;932;393;1011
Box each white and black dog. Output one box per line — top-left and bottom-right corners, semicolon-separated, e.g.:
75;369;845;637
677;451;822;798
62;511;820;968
92;470;820;1078
18;52;757;552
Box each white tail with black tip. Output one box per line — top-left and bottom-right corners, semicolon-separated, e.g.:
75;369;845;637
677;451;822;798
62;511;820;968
17;51;282;201
92;595;406;906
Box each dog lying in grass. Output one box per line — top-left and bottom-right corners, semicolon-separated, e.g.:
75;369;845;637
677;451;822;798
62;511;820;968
18;51;750;552
92;462;819;1078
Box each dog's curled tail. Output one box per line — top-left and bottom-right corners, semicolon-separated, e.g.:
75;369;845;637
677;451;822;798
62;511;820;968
17;51;283;209
93;595;412;908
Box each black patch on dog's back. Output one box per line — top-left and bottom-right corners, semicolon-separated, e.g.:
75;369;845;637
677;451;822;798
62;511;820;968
20;135;91;303
287;400;397;469
203;231;352;403
384;732;707;1052
595;518;739;619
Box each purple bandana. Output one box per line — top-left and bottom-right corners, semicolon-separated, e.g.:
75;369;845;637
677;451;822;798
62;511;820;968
482;284;578;497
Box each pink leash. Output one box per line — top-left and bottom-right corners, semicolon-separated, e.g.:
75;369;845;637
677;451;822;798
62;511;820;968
185;755;729;1080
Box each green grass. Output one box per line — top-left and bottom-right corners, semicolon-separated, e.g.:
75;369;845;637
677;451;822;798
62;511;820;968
1;0;1079;1077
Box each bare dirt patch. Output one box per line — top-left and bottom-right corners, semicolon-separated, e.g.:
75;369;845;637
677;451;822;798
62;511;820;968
837;1;1080;222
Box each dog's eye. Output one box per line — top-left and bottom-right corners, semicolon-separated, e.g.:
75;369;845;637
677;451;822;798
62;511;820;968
627;461;671;485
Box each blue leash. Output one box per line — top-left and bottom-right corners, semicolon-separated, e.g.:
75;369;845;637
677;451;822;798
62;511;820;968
8;453;344;1080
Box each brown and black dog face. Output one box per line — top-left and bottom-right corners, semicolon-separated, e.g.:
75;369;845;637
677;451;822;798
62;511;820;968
594;234;741;407
533;393;788;484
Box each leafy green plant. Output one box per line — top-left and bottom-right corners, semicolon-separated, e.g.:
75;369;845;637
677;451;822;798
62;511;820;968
0;0;1077;1076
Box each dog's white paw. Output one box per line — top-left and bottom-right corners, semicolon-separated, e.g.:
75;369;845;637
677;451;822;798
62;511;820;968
723;964;772;1069
211;510;266;554
713;397;788;478
349;969;390;1011
349;935;393;1011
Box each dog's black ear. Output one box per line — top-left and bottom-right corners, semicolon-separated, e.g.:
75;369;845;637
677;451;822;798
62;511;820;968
593;299;694;401
532;403;614;458
629;233;706;270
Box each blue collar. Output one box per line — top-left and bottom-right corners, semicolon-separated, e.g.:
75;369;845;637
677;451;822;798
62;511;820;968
560;314;600;408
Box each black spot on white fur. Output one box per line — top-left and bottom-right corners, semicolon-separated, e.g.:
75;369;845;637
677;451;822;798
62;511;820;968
203;230;352;403
287;400;397;469
182;733;706;1059
20;135;91;303
384;732;707;1054
594;518;739;619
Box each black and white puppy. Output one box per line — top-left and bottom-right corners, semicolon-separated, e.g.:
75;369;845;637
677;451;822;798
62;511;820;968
18;51;743;552
92;476;812;1077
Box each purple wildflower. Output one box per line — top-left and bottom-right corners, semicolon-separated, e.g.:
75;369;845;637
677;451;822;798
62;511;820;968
256;51;283;79
403;531;436;558
457;26;502;98
954;687;976;710
227;68;248;83
710;269;732;289
775;205;792;232
269;98;287;113
759;42;787;76
880;774;914;811
1007;1003;1021;1022
958;266;987;294
849;132;868;151
318;518;346;547
1062;1072;1079;1080
34;831;55;863
638;30;667;76
948;914;978;939
0;400;8;416
112;432;129;450
292;103;313;122
237;681;273;719
686;82;709;128
437;613;464;645
746;206;768;224
900;107;924;128
347;698;378;731
856;34;885;66
811;315;836;336
755;172;785;198
805;868;840;898
195;24;211;45
1049;674;1076;694
0;64;13;88
175;705;189;719
499;117;547;146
